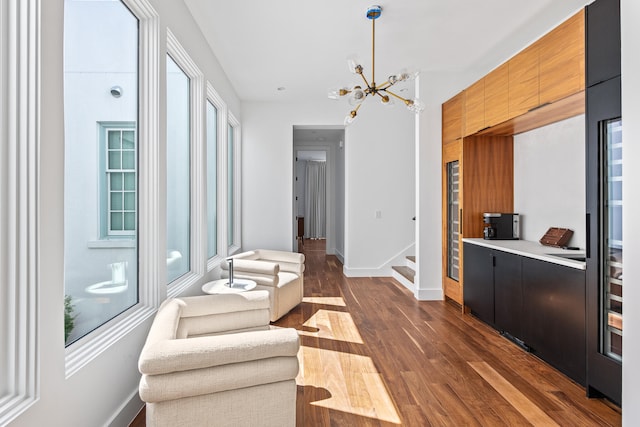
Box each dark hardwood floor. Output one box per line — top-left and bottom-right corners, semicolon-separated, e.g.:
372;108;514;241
131;239;621;426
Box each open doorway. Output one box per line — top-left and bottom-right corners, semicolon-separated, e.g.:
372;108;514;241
293;126;345;261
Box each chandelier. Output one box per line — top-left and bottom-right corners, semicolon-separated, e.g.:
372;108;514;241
329;5;425;126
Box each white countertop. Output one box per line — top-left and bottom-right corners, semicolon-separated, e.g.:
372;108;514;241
462;238;586;270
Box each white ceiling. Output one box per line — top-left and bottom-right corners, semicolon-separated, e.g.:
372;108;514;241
183;0;591;104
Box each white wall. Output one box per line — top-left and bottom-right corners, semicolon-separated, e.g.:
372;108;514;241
621;0;640;422
10;0;242;425
514;114;586;247
241;100;415;276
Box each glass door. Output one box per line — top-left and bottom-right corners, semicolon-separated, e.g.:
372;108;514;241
603;118;622;361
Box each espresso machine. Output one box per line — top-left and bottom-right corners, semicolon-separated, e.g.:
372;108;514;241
483;213;520;240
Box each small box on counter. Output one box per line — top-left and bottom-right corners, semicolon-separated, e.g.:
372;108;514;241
540;227;573;247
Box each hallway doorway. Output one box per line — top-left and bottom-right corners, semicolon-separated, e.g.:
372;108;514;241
292;126;345;260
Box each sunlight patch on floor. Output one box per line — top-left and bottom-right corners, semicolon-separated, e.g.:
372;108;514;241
297;346;401;424
302;296;346;307
299;309;363;343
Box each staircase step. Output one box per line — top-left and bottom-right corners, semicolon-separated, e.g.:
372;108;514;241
392;265;415;283
407;255;416;263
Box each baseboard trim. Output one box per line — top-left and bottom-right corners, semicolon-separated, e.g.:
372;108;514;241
108;388;144;427
414;288;444;301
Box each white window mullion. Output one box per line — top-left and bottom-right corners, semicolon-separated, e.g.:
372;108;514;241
0;0;39;423
228;112;241;254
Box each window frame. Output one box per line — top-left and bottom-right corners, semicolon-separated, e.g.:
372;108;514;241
0;0;40;422
165;29;205;297
100;122;137;238
63;0;160;377
227;112;241;255
206;82;226;269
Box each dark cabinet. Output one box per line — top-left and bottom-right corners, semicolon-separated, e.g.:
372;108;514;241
464;242;587;385
586;0;620;87
585;0;622;405
464;243;523;337
463;243;495;326
494;251;523;340
522;257;586;386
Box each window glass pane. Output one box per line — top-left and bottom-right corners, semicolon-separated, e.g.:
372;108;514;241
108;130;121;149
111;192;123;210
110;173;123;191
111;212;123;230
108;151;121;169
124;172;136;190
124;212;136;230
166;55;191;283
63;0;139;346
227;123;234;247
124;192;135;210
206;100;217;259
122;130;135;149
122;151;135;169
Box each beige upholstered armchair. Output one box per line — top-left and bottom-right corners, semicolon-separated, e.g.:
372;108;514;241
221;249;305;322
138;291;299;427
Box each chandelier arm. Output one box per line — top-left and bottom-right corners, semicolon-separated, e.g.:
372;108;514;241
377;80;394;90
359;72;371;90
384;89;412;105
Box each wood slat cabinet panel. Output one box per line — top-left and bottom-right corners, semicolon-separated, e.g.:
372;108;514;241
464;79;485;136
508;44;539;118
484;63;509;128
442;91;465;144
539;10;585;105
442;140;463;305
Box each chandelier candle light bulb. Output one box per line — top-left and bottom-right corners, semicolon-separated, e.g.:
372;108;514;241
330;5;425;125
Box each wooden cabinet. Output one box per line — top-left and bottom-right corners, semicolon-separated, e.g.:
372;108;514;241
508;44;539;118
464;79;484;135
456;10;585;134
442;91;464;143
442;136;513;306
442;141;462;305
539;10;585;105
484;63;509;128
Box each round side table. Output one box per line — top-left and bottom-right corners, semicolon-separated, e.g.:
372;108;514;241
202;278;257;294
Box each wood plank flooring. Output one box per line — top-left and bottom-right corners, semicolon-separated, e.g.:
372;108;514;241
131;239;621;426
274;239;620;426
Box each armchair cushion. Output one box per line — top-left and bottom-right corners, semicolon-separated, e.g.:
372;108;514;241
138;291;299;426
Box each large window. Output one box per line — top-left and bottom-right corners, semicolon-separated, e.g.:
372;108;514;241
63;0;139;346
207;100;218;259
166;55;191;283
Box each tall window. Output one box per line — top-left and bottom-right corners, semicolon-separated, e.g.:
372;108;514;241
207;100;217;259
63;0;139;346
166;55;191;283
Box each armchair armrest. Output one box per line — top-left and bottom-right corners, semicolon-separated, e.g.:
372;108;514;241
139;327;300;375
220;258;279;276
259;250;305;275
